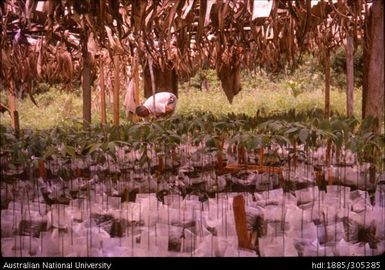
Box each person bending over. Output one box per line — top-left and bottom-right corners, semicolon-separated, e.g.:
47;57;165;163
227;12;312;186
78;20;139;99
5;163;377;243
136;92;177;119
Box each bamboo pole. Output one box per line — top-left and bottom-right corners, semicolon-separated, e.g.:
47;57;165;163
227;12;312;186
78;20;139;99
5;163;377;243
113;54;120;125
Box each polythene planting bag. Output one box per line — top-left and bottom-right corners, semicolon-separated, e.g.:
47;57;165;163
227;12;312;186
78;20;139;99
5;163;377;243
342;211;365;242
193;235;229;257
370;240;385;255
139;226;163;253
203;210;225;237
106;196;121;210
179;228;197;253
295;186;319;205
49;204;69;229
138;203;159;227
83;226;110;248
350;190;373;213
263;204;285;222
70;198;91;221
7;200;23;212
163;194;181;207
39;229;64;256
258;188;284;201
245;205;264;232
28;201;49;215
120;201;141;222
258;235;298;256
320;205;343;225
265;220;290;237
334;239;375;256
1;219;14;238
316;221;345;244
136;193;158;206
301;239;334;257
157;204;183;225
285;204;307;231
139;176;158;193
326;185;351;207
292;163;315;183
366;206;385;240
291;222;318;241
18;210;48;238
1;209;20;234
1;236;40;257
374;184;385;207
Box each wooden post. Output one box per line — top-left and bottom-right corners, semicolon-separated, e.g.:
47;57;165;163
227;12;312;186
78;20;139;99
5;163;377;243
99;58;107;125
147;53;156;117
13;111;20;138
323;49;330;119
82;35;92;126
238;145;246;164
345;35;354;117
233;195;252;250
113;54;120;125
39;159;47;180
323;47;332;166
9;91;16;127
259;147;264;167
133;54;140;116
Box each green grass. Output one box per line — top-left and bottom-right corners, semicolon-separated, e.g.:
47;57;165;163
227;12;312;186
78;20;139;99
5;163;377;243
177;65;362;117
0;65;362;130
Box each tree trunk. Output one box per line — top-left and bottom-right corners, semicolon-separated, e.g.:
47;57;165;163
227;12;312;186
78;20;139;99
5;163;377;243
99;58;107;125
324;49;330;119
345;35;354;117
363;0;384;132
143;64;178;98
82;36;92;126
362;7;371;119
113;54;120;125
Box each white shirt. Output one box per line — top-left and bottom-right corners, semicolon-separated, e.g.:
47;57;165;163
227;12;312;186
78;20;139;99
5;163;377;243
143;92;177;114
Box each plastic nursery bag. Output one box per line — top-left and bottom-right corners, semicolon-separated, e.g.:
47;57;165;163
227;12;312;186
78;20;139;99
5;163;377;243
1;236;40;257
258;235;297;256
317;221;345;244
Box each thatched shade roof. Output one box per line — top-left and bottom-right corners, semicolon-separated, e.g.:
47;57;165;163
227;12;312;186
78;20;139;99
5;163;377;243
0;0;369;103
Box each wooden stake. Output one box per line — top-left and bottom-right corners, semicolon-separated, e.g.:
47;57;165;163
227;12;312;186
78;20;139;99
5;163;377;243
113;54;120;125
39;160;47;180
233;195;252;250
133;53;140;109
259;147;264;167
99;57;107;125
238;144;246;164
8;88;19;136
